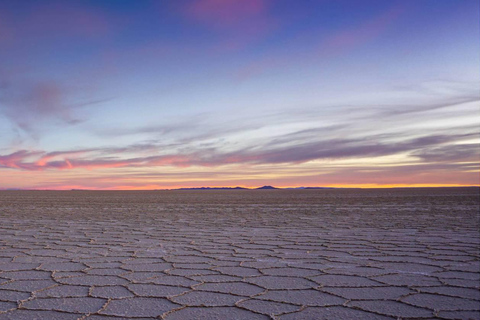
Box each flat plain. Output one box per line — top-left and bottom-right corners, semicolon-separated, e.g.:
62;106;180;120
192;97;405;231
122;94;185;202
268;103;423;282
0;188;479;319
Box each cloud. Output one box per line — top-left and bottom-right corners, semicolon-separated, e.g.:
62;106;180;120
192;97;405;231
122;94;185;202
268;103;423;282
92;116;264;151
0;71;110;135
234;2;407;80
0;79;79;133
30;3;110;38
207;133;477;166
0;11;13;44
379;94;480;117
34;150;95;167
0;146;196;171
302;164;479;186
0;150;43;169
1;131;477;172
183;0;269;28
413;143;480;164
0;1;111;46
1;84;478;191
95;119;201;138
266;125;349;146
180;0;278;51
320;3;406;55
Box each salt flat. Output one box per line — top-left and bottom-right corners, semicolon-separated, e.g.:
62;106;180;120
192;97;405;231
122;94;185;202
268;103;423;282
0;188;479;319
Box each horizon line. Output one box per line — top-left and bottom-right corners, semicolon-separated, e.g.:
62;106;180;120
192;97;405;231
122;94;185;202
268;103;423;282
1;184;479;191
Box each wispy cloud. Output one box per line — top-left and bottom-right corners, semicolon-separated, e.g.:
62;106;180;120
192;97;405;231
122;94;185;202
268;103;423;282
380;96;480;117
0;3;112;138
0;78;83;134
0;150;43;169
209;133;479;166
0;1;111;46
3;87;474;173
180;0;278;51
183;0;270;29
1;130;477;172
320;3;406;56
234;2;407;80
413;143;480;164
0;69;111;136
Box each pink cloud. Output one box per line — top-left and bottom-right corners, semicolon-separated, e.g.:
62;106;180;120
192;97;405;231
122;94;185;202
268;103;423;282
0;150;36;169
0;11;13;44
234;3;406;80
0;148;197;171
184;0;269;29
36;3;110;38
46;154;199;171
0;79;78;132
320;4;406;56
34;150;91;167
1;131;477;177
0;1;111;46
181;0;278;52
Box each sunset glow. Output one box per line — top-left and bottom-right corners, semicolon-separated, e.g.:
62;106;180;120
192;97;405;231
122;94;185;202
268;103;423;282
0;0;479;190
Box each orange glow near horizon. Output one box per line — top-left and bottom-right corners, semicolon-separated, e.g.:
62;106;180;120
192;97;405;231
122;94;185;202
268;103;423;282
1;162;478;191
15;183;478;191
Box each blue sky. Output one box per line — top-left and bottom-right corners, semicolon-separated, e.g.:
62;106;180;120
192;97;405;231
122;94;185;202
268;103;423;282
0;0;478;189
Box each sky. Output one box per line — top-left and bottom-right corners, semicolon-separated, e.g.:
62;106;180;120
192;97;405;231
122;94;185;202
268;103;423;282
0;0;479;190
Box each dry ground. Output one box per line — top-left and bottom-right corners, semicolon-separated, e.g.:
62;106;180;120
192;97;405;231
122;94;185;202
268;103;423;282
0;188;479;319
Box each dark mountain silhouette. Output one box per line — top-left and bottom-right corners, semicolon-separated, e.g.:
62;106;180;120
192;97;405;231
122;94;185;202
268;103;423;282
256;185;278;189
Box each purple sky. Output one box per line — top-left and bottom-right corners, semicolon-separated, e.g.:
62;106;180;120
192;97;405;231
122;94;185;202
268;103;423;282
0;0;479;189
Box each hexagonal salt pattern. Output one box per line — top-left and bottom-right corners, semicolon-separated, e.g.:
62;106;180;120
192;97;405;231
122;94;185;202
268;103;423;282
0;188;479;319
